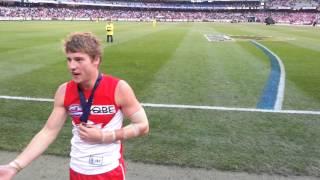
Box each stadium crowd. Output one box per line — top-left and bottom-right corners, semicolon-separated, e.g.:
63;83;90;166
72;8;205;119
0;0;319;24
0;5;318;24
266;0;319;9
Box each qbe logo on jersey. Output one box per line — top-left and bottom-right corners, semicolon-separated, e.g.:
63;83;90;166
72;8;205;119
90;105;116;115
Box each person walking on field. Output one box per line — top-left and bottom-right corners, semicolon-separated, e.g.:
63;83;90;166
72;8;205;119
0;32;149;180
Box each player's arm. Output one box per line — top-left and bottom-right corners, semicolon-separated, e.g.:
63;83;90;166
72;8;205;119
0;83;68;177
113;80;149;141
101;80;149;143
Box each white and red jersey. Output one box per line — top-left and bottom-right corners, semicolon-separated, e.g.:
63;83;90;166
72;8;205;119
64;74;124;175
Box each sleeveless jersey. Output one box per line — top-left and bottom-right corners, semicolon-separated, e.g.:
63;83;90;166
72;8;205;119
64;74;124;175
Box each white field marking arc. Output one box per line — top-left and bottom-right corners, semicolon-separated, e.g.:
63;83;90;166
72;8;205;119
1;95;320;115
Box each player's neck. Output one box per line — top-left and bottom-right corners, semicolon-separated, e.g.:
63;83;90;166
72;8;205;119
79;71;100;90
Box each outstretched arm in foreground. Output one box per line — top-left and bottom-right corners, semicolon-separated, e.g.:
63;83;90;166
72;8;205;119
0;84;68;180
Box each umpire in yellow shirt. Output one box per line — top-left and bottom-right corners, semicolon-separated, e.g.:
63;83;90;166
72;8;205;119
106;21;114;43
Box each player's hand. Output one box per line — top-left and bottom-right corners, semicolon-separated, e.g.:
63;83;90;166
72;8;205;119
0;164;18;180
78;123;104;143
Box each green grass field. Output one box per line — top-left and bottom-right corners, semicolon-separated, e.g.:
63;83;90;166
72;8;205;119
0;21;320;177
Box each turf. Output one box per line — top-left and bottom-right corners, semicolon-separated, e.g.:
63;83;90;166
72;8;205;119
0;21;319;176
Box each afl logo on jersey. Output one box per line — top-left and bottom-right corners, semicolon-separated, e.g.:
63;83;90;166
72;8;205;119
90;105;116;115
68;104;83;117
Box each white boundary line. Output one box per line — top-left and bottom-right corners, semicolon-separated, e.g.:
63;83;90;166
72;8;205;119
251;40;286;110
1;95;320;115
0;95;54;102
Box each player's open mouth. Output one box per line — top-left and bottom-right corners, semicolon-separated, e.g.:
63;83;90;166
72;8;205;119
72;72;81;77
